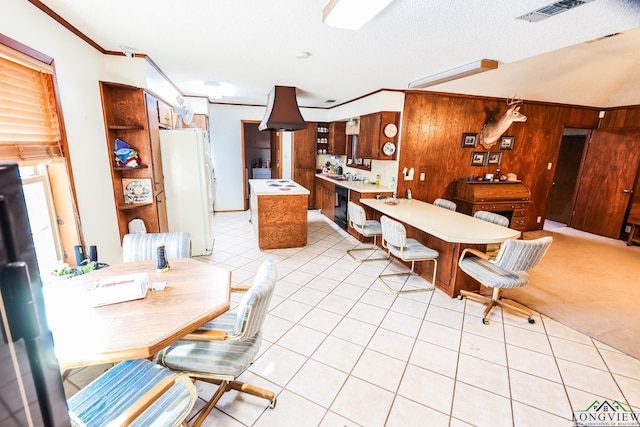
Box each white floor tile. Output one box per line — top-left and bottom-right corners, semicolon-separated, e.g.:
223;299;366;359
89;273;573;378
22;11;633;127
331;377;395;427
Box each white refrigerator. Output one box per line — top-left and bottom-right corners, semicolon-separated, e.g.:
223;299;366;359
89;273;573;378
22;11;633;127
159;129;214;256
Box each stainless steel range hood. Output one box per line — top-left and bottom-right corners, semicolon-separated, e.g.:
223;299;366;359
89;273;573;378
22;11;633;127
258;86;307;132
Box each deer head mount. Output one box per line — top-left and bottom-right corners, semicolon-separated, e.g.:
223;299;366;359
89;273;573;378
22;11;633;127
478;97;527;149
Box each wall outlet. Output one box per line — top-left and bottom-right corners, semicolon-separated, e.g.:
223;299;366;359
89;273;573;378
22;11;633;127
547;162;552;170
420;172;425;181
537;216;542;223
625;225;632;233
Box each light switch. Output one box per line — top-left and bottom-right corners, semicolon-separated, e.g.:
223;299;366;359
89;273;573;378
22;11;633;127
420;172;425;181
547;162;552;170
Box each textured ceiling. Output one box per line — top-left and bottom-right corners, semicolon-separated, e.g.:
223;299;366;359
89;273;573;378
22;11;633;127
39;0;640;108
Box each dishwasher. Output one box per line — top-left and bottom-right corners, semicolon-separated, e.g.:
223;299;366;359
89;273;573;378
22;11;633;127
334;185;348;231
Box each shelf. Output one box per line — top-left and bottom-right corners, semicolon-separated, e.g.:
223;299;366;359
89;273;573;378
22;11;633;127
114;165;148;170
108;125;145;130
118;202;153;210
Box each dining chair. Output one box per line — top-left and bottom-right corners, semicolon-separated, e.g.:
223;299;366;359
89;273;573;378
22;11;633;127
346;201;387;262
157;259;277;427
473;210;509;227
433;198;457;211
67;358;197;427
458;236;552;325
122;232;191;262
378;215;439;294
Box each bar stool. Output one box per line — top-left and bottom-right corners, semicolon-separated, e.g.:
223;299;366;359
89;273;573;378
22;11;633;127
434;198;457;211
346;201;387;262
378;215;439;294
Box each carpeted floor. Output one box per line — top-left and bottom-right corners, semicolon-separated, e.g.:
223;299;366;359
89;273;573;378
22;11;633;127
504;221;640;360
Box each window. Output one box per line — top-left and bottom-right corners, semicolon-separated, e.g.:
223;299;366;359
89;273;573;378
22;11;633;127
1;36;82;277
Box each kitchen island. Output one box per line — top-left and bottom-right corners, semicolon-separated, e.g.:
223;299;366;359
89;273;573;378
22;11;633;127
249;179;310;250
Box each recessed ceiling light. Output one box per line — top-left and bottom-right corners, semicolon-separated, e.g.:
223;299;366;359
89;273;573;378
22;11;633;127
296;51;311;60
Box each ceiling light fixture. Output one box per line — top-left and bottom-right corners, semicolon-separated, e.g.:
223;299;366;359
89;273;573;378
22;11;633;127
408;59;499;89
322;0;395;30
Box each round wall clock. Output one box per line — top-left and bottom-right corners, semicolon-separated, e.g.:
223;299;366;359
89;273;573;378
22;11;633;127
382;141;396;156
383;123;398;138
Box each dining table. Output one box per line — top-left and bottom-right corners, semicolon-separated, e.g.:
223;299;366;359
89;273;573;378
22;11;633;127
43;258;231;370
359;198;521;297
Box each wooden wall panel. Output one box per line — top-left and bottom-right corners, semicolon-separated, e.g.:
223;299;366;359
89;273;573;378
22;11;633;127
397;92;599;230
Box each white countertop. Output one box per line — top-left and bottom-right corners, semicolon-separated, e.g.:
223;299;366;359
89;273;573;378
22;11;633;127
249;179;310;196
315;174;394;194
360;198;521;244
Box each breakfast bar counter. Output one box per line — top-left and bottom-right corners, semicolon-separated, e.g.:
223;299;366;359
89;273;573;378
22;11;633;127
249;179;310;249
360;198;520;297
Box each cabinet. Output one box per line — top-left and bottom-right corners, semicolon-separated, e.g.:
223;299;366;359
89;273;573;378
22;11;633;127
99;81;168;242
292;123;317;208
358;111;400;160
314;177;335;218
328;121;347;155
453;181;531;233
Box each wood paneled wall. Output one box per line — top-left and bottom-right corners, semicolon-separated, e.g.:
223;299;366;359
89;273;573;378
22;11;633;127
397;92;600;230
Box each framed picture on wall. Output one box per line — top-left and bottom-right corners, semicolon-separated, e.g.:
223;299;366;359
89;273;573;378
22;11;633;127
488;152;502;165
470;151;487;166
462;133;478;148
499;136;515;150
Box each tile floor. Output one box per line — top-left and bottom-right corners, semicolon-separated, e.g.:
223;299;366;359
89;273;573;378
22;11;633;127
64;210;640;427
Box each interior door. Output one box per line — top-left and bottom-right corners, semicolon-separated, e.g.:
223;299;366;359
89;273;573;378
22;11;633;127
571;129;640;238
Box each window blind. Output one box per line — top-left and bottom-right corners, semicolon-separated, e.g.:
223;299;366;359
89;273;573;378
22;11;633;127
0;55;63;162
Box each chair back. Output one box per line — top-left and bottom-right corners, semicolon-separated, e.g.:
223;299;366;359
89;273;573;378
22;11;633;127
348;201;366;229
474;210;509;227
493;236;552;272
434;198;457;211
122;232;191;262
381;215;406;248
234;259;277;339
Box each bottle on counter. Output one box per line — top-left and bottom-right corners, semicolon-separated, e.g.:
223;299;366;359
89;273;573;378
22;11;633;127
495;169;500;181
376;174;380;185
389;176;396;190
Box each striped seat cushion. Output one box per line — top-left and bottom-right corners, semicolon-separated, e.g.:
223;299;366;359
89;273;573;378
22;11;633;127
459;256;530;289
160;331;262;380
361;219;382;237
388;238;439;261
67;359;195;427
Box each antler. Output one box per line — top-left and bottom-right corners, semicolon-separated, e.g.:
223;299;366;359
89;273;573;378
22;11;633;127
507;95;523;106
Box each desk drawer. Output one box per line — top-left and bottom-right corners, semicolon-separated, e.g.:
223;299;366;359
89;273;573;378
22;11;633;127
513;209;528;217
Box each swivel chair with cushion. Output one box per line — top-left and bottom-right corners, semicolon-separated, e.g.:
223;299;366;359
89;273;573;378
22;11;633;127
122;232;191;262
473;210;509;227
346;201;387;262
157;259;277;427
67;358;197;427
458;236;552;325
378;215;439;294
434;198;457;211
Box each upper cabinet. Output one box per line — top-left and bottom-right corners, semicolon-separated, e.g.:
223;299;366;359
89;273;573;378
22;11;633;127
358;111;400;160
99;81;169;242
328;121;347;155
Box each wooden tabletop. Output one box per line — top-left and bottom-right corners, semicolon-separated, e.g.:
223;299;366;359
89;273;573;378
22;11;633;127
44;258;231;370
360;198;521;244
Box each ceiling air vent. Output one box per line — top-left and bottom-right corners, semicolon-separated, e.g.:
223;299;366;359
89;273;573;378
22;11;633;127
516;0;594;22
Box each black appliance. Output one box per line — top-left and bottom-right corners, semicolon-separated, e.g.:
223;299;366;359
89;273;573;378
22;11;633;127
334;185;348;231
0;162;70;426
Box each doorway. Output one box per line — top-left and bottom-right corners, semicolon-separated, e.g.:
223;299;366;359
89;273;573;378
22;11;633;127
546;129;589;224
241;121;282;210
